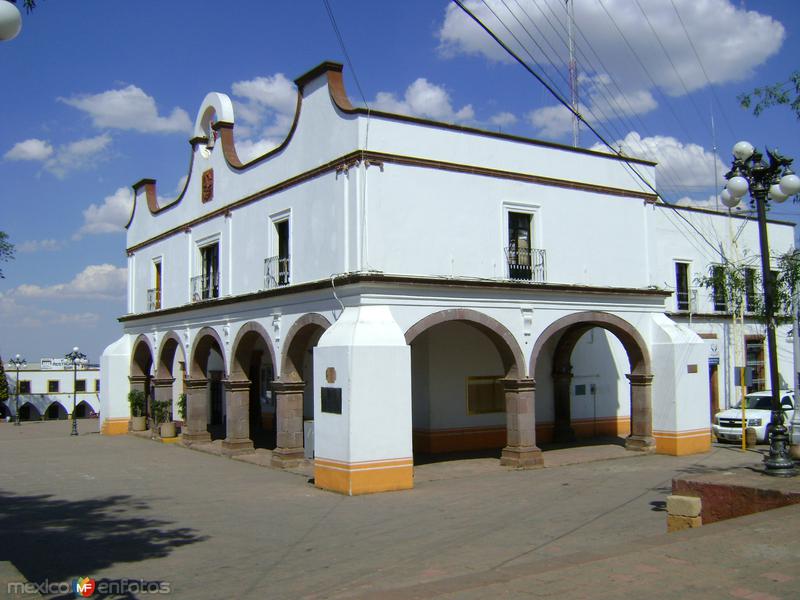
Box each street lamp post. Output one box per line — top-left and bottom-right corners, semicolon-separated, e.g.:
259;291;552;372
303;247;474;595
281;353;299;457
721;142;800;477
0;1;22;41
9;354;26;426
65;346;87;437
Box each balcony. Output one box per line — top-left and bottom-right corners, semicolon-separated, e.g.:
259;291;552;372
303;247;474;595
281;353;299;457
505;247;546;283
191;273;219;302
147;288;161;311
264;256;290;289
676;288;698;312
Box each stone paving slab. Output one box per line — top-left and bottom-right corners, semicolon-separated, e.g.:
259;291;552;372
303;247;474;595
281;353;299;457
357;503;800;599
0;422;783;600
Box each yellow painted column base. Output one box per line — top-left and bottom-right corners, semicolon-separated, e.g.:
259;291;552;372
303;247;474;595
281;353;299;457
654;429;712;455
315;457;414;495
101;418;130;436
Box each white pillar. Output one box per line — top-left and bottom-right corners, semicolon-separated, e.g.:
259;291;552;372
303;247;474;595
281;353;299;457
313;306;412;495
651;314;711;455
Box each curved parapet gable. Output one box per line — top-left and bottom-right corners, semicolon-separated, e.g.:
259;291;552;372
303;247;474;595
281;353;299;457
126;62;350;237
193;92;236;141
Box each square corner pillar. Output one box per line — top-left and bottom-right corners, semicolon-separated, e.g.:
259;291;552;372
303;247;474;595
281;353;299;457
650;314;711;456
313;306;413;495
222;379;254;456
152;377;175;402
182;378;211;444
270;380;306;468
500;379;544;468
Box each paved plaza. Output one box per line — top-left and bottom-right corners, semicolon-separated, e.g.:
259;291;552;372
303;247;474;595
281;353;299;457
0;421;796;599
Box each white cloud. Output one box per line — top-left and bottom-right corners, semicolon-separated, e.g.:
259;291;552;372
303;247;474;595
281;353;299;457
232;73;297;116
12;264;127;300
591;131;726;192
43;133;113;178
527;104;575;139
489;111;517;127
0;293;99;328
18;239;64;253
60;85;192;134
74;187;134;239
230;73;297;163
4;138;54;161
437;0;784;96
372;78;474;123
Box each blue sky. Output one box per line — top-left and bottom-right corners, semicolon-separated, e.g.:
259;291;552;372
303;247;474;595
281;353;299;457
1;0;798;362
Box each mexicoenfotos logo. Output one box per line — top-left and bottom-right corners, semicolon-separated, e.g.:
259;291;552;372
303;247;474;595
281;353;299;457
73;577;96;597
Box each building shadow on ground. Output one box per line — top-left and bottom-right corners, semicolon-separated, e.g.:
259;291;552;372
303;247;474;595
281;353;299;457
0;490;206;597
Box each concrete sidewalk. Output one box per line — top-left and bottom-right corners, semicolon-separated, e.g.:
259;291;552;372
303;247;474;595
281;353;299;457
0;421;787;599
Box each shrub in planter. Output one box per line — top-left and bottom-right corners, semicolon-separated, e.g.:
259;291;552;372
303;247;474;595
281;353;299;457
128;390;146;431
152;399;175;438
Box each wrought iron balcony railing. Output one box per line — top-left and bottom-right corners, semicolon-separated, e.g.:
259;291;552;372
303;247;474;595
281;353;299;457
264;256;290;289
675;288;698;312
190;272;219;302
505;247;546;283
147;288;161;311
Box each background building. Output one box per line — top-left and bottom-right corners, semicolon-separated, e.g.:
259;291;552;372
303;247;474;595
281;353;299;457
5;358;100;421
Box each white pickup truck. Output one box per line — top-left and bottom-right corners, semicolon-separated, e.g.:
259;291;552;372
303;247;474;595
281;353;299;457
712;390;795;443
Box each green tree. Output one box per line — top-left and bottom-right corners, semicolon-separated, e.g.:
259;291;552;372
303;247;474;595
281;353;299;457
0;231;14;278
0;356;9;406
696;251;800;322
9;1;38;13
739;71;800;120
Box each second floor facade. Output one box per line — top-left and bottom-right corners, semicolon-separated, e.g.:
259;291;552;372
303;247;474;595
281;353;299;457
124;61;795;317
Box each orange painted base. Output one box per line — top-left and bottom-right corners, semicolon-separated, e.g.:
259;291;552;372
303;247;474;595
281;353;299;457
101;418;130;436
413;417;632;453
413;427;505;454
654;429;712;456
315;457;414;495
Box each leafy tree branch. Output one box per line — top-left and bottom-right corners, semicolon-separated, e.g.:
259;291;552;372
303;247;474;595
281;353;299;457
739;71;800;120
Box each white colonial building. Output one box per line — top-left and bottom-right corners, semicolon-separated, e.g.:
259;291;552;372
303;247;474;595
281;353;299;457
5;358;100;421
99;61;795;495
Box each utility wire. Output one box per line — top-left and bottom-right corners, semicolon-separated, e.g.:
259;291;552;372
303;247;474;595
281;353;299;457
452;0;726;261
519;0;705;207
669;0;737;139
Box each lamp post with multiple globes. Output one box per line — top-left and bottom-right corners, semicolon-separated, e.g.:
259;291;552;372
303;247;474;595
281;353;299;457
65;347;87;437
9;354;26;426
0;1;22;41
720;141;800;477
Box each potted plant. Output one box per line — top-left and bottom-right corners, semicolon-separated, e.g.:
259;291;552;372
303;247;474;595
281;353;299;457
128;390;146;431
153;399;176;439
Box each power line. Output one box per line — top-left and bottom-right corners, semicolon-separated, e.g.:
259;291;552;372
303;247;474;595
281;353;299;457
668;0;737;139
451;0;726;261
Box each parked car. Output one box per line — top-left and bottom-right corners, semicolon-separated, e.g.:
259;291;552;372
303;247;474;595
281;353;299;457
712;390;795;443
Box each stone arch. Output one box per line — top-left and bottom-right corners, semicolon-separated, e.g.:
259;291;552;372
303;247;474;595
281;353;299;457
404;308;541;468
20;402;41;421
74;400;95;418
405;308;526;380
45;401;68;420
130;334;154;378
280;313;331;382
156;331;188;380
189;326;226;379
530;311;651;377
231;321;277;380
529;311;654;451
